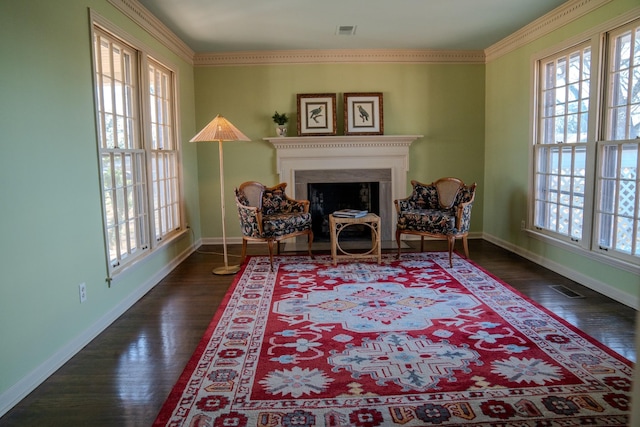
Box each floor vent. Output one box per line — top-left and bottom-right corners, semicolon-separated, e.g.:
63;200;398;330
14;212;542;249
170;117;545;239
336;25;357;36
550;285;584;299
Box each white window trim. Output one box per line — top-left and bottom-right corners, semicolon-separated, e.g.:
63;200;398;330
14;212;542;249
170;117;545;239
90;11;186;281
528;9;640;275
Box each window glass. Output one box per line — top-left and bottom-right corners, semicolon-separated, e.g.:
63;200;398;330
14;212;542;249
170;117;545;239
93;26;181;274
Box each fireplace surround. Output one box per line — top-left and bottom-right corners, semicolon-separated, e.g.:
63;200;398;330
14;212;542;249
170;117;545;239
265;135;422;241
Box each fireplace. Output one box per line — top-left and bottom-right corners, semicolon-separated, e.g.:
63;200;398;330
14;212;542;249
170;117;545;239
306;179;382;241
297;168;391;240
264;134;422;241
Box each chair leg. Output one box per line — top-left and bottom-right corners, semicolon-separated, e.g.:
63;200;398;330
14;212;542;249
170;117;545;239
267;240;276;272
462;235;470;259
420;236;425;252
241;239;248;264
447;236;455;267
395;229;402;259
307;231;314;259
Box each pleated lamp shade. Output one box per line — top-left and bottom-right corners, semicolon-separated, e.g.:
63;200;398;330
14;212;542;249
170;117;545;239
190;114;250;142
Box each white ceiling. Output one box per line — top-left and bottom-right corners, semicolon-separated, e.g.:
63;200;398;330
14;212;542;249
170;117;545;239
136;0;569;53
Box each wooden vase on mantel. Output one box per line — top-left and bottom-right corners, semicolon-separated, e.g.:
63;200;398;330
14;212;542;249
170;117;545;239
275;125;287;137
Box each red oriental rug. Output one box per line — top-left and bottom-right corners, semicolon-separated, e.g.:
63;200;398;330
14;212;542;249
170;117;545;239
153;253;633;426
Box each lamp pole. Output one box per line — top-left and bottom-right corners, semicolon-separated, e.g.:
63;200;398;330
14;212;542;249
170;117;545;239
212;138;239;275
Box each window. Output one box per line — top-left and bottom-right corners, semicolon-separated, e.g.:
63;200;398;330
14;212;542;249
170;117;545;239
93;25;182;275
533;18;640;266
595;22;640;261
534;44;591;242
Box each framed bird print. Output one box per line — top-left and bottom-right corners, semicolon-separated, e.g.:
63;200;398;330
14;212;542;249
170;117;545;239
296;93;337;136
344;92;383;135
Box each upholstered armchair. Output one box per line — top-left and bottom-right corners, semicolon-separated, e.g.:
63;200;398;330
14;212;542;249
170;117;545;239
235;181;313;270
395;177;476;267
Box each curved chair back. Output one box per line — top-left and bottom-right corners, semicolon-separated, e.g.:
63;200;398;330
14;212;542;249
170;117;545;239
238;181;265;209
435;177;463;209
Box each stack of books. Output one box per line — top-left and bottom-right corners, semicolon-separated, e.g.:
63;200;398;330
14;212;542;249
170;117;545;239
333;209;368;218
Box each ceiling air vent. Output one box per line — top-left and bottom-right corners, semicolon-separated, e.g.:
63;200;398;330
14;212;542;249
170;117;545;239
336;25;357;36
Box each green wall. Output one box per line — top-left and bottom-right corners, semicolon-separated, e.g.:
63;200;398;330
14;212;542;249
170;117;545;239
0;0;198;403
193;63;485;238
484;1;640;299
1;0;638;416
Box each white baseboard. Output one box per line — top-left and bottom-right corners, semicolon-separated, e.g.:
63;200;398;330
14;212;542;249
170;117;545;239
201;232;484;246
483;233;638;309
201;237;243;245
0;243;196;418
400;232;483;241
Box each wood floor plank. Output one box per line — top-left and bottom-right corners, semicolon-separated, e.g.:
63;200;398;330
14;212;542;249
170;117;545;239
0;240;635;426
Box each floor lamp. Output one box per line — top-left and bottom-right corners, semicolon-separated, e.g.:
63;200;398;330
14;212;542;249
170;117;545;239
190;114;250;275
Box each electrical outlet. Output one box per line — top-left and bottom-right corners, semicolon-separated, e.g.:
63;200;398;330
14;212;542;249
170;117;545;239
79;283;87;303
520;220;526;231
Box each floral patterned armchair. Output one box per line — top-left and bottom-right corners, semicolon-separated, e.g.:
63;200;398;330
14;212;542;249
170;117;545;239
394;177;476;267
235;181;313;270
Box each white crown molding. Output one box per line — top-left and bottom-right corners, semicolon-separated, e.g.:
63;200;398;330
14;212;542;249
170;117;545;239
106;0;194;64
485;0;613;62
194;49;485;66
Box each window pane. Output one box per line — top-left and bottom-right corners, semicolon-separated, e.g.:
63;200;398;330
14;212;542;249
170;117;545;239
598;212;614;248
621;144;638;179
542;117;554;144
600;178;617;213
606;23;640;141
555;116;565;143
571;208;583;240
618;178;636;217
616;216;634;254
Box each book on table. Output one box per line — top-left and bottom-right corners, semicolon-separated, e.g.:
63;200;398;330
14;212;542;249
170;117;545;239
333;209;368;218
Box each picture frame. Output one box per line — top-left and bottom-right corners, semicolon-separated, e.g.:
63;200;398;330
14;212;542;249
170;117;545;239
296;93;337;136
344;92;384;135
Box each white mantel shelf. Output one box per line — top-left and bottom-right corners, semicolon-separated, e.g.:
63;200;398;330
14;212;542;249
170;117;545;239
264;134;423;148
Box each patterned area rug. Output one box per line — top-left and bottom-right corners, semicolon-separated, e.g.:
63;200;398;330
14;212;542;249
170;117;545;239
153;253;632;426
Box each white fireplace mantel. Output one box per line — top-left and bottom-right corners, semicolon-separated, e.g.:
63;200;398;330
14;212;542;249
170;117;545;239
264;135;422;240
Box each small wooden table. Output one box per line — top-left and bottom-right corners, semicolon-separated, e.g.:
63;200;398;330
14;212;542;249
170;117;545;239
329;213;382;265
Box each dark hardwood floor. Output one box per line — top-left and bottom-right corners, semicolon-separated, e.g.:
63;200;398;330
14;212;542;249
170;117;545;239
0;240;635;426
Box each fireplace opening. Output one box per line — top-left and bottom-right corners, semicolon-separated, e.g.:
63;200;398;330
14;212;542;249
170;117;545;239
308;182;379;241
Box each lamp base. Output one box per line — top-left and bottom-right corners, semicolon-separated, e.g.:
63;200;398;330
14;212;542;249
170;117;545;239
212;265;241;275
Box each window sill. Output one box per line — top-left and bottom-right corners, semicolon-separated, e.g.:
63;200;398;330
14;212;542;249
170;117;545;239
107;228;191;285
